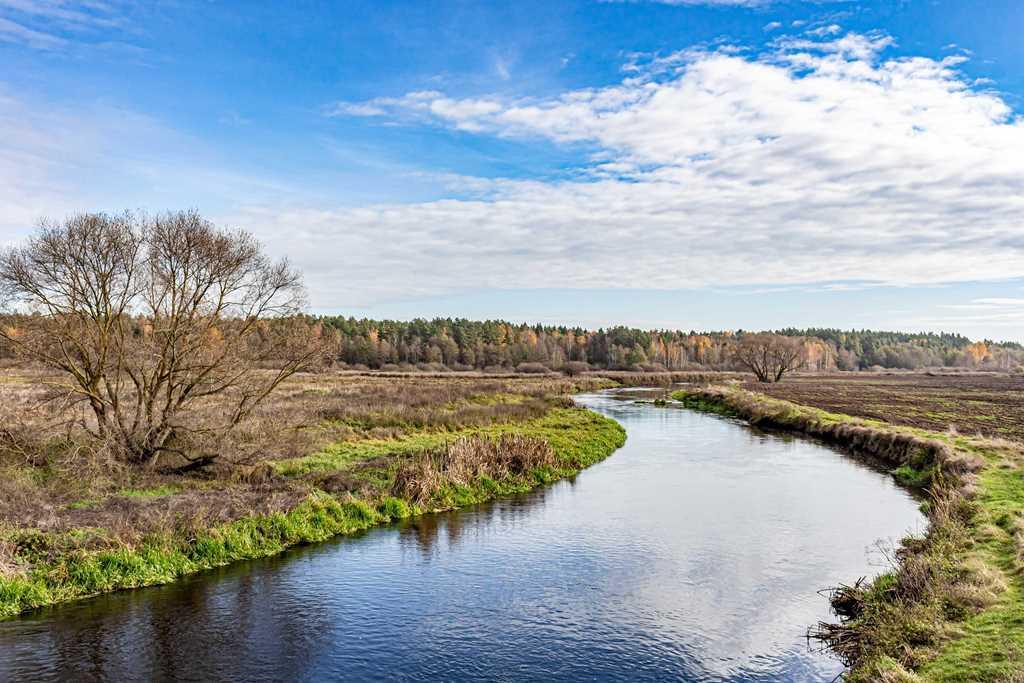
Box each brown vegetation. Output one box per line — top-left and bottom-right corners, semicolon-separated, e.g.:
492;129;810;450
0;211;319;469
731;333;806;382
391;434;556;505
742;373;1024;442
0;369;610;546
676;385;984;483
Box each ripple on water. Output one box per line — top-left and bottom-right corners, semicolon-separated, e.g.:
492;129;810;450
0;392;924;682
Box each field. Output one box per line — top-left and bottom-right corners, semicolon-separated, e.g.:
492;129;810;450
744;373;1024;442
0;368;625;616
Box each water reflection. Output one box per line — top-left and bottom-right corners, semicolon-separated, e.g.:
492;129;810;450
0;392;923;682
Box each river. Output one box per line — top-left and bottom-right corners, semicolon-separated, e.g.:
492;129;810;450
0;390;924;682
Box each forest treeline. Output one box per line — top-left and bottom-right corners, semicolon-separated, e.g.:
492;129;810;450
312;317;1024;372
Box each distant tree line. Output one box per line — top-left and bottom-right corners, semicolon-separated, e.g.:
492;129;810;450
304;317;1024;373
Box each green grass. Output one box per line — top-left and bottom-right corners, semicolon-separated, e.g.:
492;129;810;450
892;464;936;489
274;407;622;478
118;484;182;498
918;457;1024;681
673;385;1024;682
0;407;625;619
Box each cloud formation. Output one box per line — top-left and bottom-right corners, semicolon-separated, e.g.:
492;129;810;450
305;31;1024;304
4;24;1023;315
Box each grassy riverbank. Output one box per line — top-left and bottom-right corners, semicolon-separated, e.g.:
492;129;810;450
0;372;625;619
672;385;1024;682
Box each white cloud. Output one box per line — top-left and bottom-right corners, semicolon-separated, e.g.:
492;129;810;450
774;30;894;60
806;23;841;37
300;33;1024;306
494;55;512;81
0;0;124;28
6;29;1024;318
763;21;782;32
942;298;1024;312
973;298;1024;306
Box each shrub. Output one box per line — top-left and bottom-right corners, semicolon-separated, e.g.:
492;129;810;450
516;362;551;374
415;362;448;373
562;361;590;376
640;363;668;373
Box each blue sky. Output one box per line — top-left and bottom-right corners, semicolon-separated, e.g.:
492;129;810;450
2;0;1023;340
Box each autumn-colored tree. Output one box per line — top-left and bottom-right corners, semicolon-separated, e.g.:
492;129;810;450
965;341;989;367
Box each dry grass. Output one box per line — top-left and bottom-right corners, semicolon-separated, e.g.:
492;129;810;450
391;434;557;505
676;385;985;482
0;366;611;542
591;370;740;387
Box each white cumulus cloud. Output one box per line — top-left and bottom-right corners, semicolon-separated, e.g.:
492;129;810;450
5;29;1024;314
297;32;1024;305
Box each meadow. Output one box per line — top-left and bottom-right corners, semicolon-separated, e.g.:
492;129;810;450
0;368;624;617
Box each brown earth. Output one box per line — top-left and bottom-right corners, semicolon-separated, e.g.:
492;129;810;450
744;373;1024;442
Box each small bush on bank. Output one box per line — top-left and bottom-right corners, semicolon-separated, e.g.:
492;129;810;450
516;362;551;374
562;361;590;376
416;362;449;373
639;363;668;373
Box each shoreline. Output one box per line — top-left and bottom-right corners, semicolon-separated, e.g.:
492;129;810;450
671;385;1023;682
0;406;626;620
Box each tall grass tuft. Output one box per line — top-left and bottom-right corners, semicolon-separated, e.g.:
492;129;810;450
391;434;556;506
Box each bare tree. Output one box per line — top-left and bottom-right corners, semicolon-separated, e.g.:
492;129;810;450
732;333;806;383
0;210;320;468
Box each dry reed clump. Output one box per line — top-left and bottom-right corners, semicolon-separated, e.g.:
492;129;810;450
391;434;556;506
0;528;21;579
1004;513;1024;575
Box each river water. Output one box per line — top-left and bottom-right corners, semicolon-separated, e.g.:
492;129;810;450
0;390;923;682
